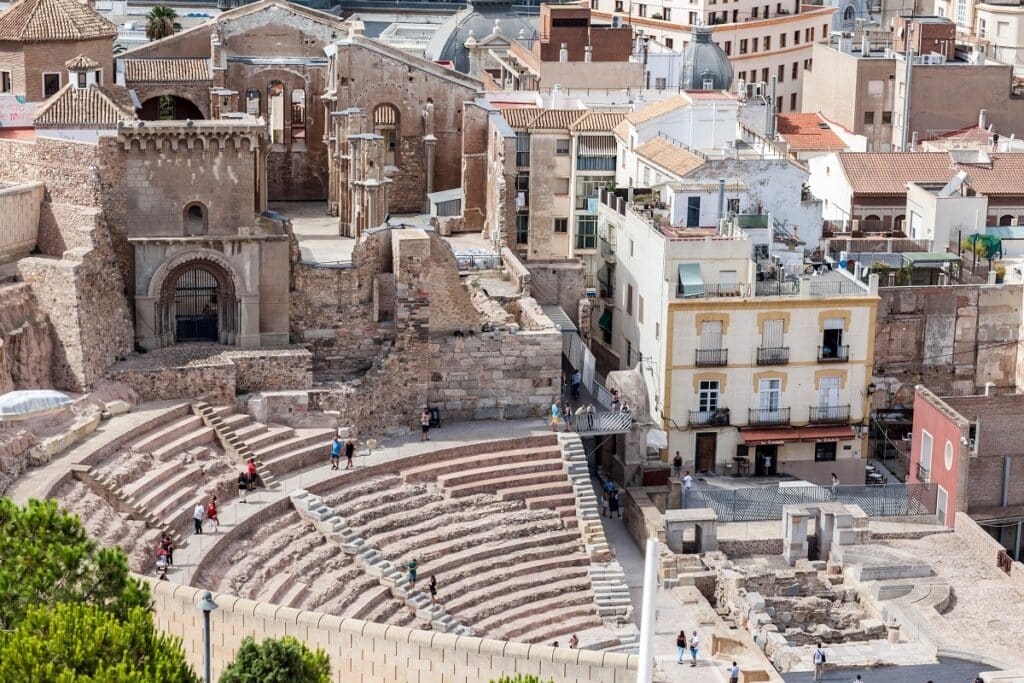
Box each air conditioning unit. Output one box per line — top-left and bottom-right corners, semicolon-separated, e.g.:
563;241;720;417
612;15;623;28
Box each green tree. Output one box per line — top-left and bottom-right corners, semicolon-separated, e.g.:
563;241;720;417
219;636;331;683
489;676;555;683
0;497;150;631
145;5;181;41
0;602;199;682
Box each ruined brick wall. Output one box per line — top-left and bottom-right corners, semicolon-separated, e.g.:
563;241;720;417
874;284;1024;404
526;260;586;326
332;40;481;213
0;39;113;103
460;101;491;232
0;283;53;393
0;182;43;259
0;429;33;497
106;362;237;404
131;82;212;120
230;348;313;393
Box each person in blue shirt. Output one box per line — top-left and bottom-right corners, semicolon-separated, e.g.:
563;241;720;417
330;436;342;470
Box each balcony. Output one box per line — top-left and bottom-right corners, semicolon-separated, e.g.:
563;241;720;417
695;348;728;367
688;408;730;427
748;407;790;427
675;283;744;299
916;462;931;484
599;236;616;262
756;347;790;365
818;345;850;362
809;405;851;424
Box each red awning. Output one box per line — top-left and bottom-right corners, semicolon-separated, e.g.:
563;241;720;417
741;425;856;446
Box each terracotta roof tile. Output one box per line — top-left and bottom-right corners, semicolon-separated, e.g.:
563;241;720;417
777;113;847;151
837;151;1024;196
957;153;1024;196
612;119;630;142
123;58;212;83
528;109;587;129
33;83;136;128
571;111;627;132
634;136;705;178
499;108;542;129
65;54;100;71
0;0;116;42
625;94;690;125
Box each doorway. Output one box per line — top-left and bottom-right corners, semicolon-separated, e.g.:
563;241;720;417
755;445;778;476
174;268;219;341
686;196;701;227
695;432;717;473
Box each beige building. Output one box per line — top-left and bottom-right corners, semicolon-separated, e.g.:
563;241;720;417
596;189;878;484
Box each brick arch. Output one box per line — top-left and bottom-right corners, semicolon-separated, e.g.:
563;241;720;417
148;251;243;347
147;248;249;300
137;90;207;121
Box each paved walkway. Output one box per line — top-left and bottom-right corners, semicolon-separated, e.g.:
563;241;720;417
166;418;550;586
592;476;728;683
780;657;988;682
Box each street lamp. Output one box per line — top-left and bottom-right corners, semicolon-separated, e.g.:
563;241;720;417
197;591;219;683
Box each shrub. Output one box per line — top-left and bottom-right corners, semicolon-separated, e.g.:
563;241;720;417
219;636;330;683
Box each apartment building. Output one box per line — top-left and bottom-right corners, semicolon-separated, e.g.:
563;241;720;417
589;1;835;112
595;188;878;484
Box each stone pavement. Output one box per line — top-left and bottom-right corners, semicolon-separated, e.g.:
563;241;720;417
165;418;551;586
593;477;729;683
780;657;988;682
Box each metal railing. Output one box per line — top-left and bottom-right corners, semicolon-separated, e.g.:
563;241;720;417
686;482;937;522
818;345;850;362
809;405;851;424
695;348;728;367
916;462;931;484
748;407;790;426
688;408;731;427
755;279;799;296
757;347;790;365
565;410;633;434
676;283;744;299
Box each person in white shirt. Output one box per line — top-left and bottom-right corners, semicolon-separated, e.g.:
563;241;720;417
689;630;699;667
683;471;693;507
192;502;205;535
813;642;827;681
727;661;740;683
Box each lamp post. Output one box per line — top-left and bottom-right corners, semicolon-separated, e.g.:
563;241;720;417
197;591;219;683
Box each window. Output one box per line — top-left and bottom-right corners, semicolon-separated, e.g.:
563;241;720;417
664;8;672;21
626;340;632;366
615;0;623;10
638;295;644;323
762;318;784;349
290;89;306;144
863;111;875;124
268;80;285;144
761;67;769;82
626;284;634;315
515;132;530;166
655;322;660;340
792;61;798;79
373;103;399;165
752;37;759;52
738;70;746;83
758;379;781;412
804;58;813;70
664;36;674;48
920;429;934;473
822;318;844;358
95;69;102;85
793;30;800;45
0;71;10;93
591;0;598;8
637;3;646;16
703;77;714;90
882;111;893;124
978;19;986;38
77;72;86;88
818;376;840;408
575;215;597;250
515;172;529;208
184;203;207;236
790;93;797;111
740;39;748;54
700;320;722;350
776;96;783;112
690;11;699;24
956;0;967;27
752;6;759;17
944;440;954;471
555;138;570;155
43;73;60;98
629;239;635;257
552;177;569;195
554;217;568;233
516;213;529;244
780;32;787;48
698;380;720;412
814;442;837;462
655;77;668;89
777;65;785;82
764;35;771;50
725;41;732;55
727;197;739;214
245;88;260;116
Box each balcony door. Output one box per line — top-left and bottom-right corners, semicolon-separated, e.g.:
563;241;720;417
758;378;781;416
700;320;722;350
818;376;841;421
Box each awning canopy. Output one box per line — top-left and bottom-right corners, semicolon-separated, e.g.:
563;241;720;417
598;308;613;331
678;263;704;298
0;389;73;421
741;425;856;446
578;135;617;155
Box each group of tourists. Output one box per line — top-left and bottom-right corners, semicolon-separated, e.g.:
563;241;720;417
329;435;356;470
192;495;220;535
600;479;623;518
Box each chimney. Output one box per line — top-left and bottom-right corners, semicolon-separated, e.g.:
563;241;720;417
910;131;918;149
979;109;987;129
559;43;569;62
861;35;870;55
584;45;592;63
717;178;726;222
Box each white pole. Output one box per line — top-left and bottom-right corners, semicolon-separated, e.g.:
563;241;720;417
636;536;659;683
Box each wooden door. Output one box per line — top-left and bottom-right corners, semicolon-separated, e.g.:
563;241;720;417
695;432;717;474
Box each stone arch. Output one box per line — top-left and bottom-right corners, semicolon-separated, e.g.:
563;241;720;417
139;93;205;121
149;254;241;347
147;248;249;300
373;103;400;166
183;201;208;236
999;214;1014;226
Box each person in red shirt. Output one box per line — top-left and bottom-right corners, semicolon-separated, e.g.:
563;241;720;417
247;458;258;490
206;496;219;533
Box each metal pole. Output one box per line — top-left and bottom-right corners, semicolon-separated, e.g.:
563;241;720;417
901;28;914;151
1015;521;1022;561
636;537;659;683
203;609;212;683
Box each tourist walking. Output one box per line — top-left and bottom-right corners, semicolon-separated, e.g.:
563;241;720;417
675;631;687;664
831;473;839;498
193;501;205;535
600;489;610;517
610;389;621;411
429;575;437;604
237;470;248;503
683;471;693;507
813;642;827;681
247;458;258;489
407;558;418;590
672;452;683;478
550;401;561;432
569;634;579;649
689;630;699;666
345;438;355;469
727;661;740;683
420;408;431;441
586;403;595;430
160;534;174;566
330;436;342;469
571;370;581;400
206;496;219;533
608;489;621;518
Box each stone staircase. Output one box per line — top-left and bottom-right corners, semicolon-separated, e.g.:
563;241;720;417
192;402;278;489
558;434;635;625
72;465;184;547
290;489;472;635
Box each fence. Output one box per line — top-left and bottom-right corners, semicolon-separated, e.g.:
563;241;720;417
685;482;937;522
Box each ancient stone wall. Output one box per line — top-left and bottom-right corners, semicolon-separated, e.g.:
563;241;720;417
106;361;237;404
230;348;313;393
0;181;43;260
0;283;53;393
527;260;587;326
0;428;33;497
874;284;1024;404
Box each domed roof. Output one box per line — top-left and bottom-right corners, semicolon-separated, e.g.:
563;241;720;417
680;26;733;91
425;1;537;74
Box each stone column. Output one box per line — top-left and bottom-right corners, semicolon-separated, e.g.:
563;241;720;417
423;134;436;213
134;295;159;350
237;294;261;348
782;506;809;566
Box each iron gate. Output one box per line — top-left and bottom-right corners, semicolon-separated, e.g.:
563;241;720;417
174;268;219;341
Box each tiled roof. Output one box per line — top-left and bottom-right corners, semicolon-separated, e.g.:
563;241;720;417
33;83;136;128
777;113;847;151
123;58;212;83
499;107;541;129
625;94;690;125
65;54;100;71
0;0;116;42
498;108;589;130
918;124;994;148
612;119;630;142
634;135;705;178
837;151;1024;196
571;112;627;132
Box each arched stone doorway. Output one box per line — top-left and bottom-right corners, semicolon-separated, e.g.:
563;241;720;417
140;95;205;121
156;260;238;346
